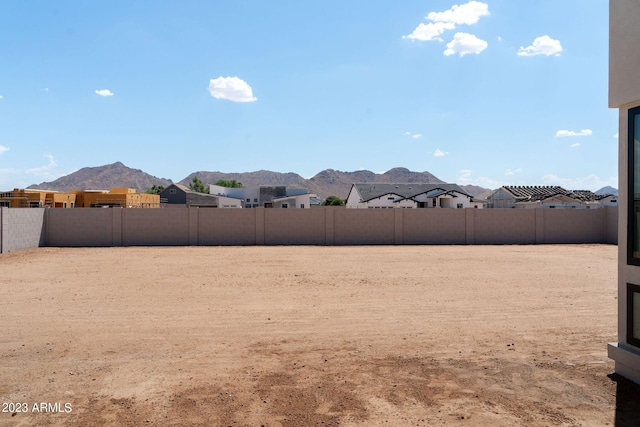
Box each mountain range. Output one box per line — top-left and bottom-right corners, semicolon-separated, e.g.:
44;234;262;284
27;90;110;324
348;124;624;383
25;161;617;200
26;162;490;200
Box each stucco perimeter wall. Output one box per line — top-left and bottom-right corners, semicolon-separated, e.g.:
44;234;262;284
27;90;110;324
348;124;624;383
38;206;618;247
45;208;116;246
543;208;613;244
403;209;466;244
0;207;46;253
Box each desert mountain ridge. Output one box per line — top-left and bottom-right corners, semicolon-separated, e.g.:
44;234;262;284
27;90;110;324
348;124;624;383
26;162;488;200
24;161;616;200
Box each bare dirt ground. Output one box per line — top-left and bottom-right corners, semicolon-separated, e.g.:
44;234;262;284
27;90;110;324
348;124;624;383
0;244;637;426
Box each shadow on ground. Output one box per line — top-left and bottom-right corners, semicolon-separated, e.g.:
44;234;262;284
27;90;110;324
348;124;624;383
609;374;640;426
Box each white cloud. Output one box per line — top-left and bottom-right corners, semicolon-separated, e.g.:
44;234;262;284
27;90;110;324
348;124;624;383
25;154;58;178
570;142;581;148
404;22;454;42
404;1;489;42
540;173;617;191
95;89;114;97
0;154;73;189
404;131;422;139
507;168;523;175
433;149;447;157
427;1;489;25
517;35;563;57
458;169;505;189
444;32;488;56
614;133;619;139
0;145;9;155
555;129;592;137
208;76;257;103
0;95;3;99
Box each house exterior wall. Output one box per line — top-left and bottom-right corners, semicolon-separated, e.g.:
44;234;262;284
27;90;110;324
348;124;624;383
487;188;515;208
345;188;366;208
348;190;474;209
160;185;187;205
75;189;159;208
0;189;77;208
515;196;584;209
599;196;619;207
436;193;473;209
360;193;404;208
185;192;220;207
610;0;640;108
608;0;640;385
210;186;309;208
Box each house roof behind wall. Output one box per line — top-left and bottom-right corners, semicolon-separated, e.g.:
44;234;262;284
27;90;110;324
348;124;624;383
500;186;615;203
353;183;471;203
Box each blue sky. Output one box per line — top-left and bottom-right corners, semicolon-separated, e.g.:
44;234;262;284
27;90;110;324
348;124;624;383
0;1;616;191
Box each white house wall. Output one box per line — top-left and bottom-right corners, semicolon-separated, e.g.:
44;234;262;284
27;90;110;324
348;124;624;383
608;0;640;385
488;188;515;208
363;193;405;208
273;194;311;209
599;196;619;207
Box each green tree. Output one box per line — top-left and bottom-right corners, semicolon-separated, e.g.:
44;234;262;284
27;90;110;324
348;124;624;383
322;196;345;206
189;176;209;194
213;179;244;188
145;184;165;194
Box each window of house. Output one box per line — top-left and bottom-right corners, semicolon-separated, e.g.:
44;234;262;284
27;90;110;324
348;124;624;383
282;203;288;208
629;105;640;264
254;198;258;202
388;197;394;200
170;189;177;194
457;203;463;208
246;198;250;202
300;204;304;208
627;283;640;348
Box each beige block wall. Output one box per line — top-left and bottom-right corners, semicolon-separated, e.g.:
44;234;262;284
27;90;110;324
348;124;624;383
333;209;395;245
474;209;536;244
403;209;466;244
31;206;618;247
121;209;189;246
0;207;46;253
264;208;326;245
542;209;606;244
46;208;115;246
198;208;256;245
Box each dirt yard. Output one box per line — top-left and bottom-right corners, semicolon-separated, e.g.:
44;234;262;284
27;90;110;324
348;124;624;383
0;244;637;426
